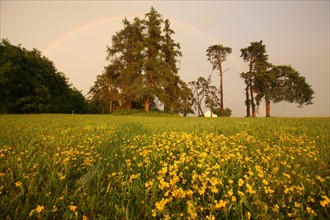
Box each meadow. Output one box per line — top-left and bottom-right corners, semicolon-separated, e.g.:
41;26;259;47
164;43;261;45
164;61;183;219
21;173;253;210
0;114;329;219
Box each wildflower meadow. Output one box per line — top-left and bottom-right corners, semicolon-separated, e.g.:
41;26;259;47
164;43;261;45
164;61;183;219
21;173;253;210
0;114;329;219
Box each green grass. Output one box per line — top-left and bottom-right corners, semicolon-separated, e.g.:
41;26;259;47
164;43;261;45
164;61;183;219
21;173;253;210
0;114;329;219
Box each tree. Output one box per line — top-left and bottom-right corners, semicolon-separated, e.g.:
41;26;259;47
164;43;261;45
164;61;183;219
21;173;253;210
224;108;232;117
206;44;232;117
189;77;210;116
255;65;314;117
178;80;194;116
101;7;183;113
0;39;87;113
205;85;220;117
161;19;183;114
106;17;145;111
88;67;119;114
143;7;165;112
240;40;270;117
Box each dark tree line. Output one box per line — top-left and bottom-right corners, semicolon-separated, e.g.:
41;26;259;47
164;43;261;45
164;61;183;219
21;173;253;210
0;39;88;114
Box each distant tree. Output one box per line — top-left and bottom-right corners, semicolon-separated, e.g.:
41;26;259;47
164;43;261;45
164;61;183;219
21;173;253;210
205;85;220;117
189;77;210;116
240;40;270;117
206;44;232;117
88;69;119;114
178;80;194;116
255;65;314;117
224;108;232;117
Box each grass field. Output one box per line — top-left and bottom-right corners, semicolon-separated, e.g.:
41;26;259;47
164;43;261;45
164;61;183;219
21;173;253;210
0;114;329;219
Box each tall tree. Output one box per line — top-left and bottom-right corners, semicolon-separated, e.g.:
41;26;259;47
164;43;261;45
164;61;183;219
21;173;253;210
255;65;314;117
240;40;269;117
161;19;183;113
143;7;165;112
106;17;145;110
206;44;232;117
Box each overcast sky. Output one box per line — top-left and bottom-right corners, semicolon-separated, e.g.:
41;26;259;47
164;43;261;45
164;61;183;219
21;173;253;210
1;1;329;117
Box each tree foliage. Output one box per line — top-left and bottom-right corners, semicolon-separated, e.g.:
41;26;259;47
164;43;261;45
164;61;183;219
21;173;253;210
240;41;314;117
240;40;270;117
89;7;192;115
0;39;88;114
255;65;314;116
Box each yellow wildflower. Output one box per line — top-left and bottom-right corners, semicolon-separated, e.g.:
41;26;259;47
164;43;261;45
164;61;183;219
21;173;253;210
320;195;329;207
306;207;317;216
214;199;227;209
15;181;22;187
262;179;269;185
206;214;215;220
36;205;44;213
155;198;167;212
83;215;89;220
69;205;77;212
238;178;244;187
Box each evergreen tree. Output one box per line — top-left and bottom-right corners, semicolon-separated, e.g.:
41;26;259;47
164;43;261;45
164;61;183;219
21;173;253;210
240;40;270;117
255;65;314;117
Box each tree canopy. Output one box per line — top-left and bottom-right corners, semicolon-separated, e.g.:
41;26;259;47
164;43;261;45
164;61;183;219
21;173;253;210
0;39;88;114
89;7;190;114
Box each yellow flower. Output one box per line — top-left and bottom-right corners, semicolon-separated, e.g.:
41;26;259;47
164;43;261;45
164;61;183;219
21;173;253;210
29;209;35;217
214;199;227;209
238;178;244;187
83;215;89;220
155;198;167;212
306;207;317;216
320;195;329;207
206;214;215;220
36;205;44;213
69;205;77;212
262;179;269;185
15;181;22;187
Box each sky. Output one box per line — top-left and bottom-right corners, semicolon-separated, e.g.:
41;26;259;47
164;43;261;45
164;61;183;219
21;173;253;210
1;0;329;117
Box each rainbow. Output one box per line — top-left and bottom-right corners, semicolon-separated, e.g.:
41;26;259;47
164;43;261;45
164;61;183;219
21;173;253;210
42;15;244;71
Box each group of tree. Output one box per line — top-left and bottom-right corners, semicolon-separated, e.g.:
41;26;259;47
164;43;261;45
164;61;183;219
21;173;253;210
1;7;314;116
188;76;232;117
89;7;194;115
0;39;88;114
240;40;314;117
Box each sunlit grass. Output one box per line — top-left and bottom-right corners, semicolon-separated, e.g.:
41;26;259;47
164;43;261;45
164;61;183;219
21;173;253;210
0;114;329;219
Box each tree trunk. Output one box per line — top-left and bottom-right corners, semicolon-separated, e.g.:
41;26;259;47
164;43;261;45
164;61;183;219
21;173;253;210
265;97;271;117
109;86;114;113
245;86;250;117
198;100;204;116
144;95;150;112
219;60;224;117
109;96;113;113
248;62;256;117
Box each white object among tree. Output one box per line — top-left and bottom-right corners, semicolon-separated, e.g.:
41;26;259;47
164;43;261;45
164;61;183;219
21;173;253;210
204;110;218;117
